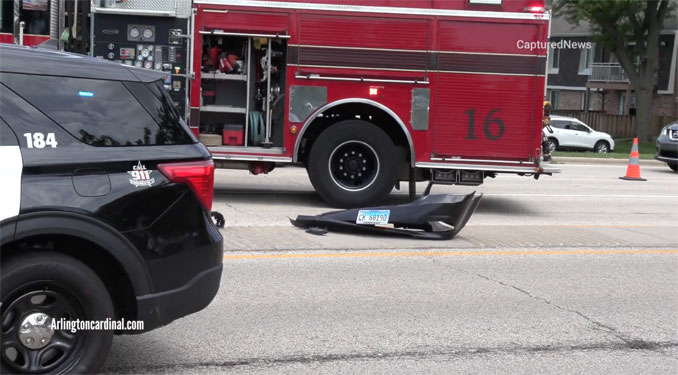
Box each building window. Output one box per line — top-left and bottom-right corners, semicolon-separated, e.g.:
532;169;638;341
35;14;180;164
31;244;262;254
548;47;560;74
550;90;560;110
581;93;586;111
619;92;626;115
578;43;596;75
588;92;599;111
629;95;637;116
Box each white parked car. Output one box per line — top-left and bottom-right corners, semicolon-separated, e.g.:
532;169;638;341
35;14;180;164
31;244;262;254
545;115;615;154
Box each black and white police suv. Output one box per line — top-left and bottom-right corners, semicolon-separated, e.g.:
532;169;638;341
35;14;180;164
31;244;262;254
0;44;223;373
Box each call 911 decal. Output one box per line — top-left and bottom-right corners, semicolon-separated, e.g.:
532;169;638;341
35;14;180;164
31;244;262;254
128;161;155;187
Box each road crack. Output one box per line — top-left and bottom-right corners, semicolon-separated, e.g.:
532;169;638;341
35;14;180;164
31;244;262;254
219;202;249;215
103;341;678;373
429;257;675;358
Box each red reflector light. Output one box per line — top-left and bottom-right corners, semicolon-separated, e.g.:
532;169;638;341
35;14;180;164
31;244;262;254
158;160;215;210
525;4;545;12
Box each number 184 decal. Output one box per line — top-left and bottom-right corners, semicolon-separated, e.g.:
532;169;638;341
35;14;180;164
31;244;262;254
23;133;58;148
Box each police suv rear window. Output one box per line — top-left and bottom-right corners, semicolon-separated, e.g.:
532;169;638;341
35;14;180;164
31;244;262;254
1;73;191;146
123;81;194;145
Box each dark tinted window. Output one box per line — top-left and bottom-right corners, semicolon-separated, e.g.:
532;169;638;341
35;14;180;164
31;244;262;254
550;120;567;129
0;82;71;145
2;73;181;146
124;81;194;144
571;123;589;132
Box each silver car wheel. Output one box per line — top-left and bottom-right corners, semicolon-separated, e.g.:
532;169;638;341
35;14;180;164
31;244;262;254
595;142;609;154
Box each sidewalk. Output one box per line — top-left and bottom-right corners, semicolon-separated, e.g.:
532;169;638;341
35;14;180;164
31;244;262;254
550;156;665;166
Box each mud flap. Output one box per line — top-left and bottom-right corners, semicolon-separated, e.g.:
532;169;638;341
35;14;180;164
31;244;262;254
290;192;482;240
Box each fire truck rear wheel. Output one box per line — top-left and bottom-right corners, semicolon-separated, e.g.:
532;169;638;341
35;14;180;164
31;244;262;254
308;120;398;208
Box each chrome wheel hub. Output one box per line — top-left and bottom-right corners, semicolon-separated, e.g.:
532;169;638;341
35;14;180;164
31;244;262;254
18;312;54;350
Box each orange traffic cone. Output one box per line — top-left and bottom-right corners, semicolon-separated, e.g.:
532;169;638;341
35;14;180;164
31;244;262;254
619;138;646;181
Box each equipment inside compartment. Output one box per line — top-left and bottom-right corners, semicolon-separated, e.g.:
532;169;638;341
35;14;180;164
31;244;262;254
198;34;286;148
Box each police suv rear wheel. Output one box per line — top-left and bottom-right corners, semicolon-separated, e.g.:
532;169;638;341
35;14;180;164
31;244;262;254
1;251;114;374
308;120;397;208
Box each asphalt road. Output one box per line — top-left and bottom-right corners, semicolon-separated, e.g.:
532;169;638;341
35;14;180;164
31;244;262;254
102;160;678;374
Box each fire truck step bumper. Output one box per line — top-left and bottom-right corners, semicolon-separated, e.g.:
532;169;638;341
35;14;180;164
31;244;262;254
290;192;482;240
540;166;562;174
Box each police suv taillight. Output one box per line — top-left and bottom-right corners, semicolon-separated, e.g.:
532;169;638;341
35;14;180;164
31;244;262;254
158;160;215;210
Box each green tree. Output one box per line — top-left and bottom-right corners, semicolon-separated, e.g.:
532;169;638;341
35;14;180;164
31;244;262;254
553;0;676;142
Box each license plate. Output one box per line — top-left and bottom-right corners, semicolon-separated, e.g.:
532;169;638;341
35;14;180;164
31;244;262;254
356;210;390;225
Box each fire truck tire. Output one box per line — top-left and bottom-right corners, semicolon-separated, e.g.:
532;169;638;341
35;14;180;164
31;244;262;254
307;120;397;208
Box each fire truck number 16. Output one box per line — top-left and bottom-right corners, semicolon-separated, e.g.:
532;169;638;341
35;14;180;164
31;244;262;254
464;108;505;141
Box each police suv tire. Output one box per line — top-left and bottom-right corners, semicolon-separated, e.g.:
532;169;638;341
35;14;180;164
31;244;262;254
308;120;397;208
668;162;678;172
1;251;114;374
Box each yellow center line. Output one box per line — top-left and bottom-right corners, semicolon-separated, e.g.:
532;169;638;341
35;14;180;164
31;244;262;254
467;224;661;228
223;249;678;260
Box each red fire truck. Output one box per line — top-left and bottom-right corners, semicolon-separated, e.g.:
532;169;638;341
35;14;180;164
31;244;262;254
3;0;557;208
190;0;556;207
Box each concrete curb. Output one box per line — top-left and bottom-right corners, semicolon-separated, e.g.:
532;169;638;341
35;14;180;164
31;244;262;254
550;156;665;166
